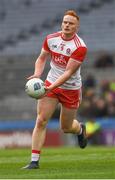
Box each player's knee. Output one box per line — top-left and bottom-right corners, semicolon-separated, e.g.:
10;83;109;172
35;116;48;129
61;125;70;133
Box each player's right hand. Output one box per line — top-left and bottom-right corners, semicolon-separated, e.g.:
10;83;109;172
27;74;39;80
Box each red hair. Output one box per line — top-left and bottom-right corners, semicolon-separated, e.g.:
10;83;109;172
64;10;79;21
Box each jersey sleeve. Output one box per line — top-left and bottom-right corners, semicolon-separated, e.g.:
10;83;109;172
42;37;50;52
71;47;87;63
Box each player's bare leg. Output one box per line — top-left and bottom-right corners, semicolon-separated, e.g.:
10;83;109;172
32;97;58;150
22;97;58;169
60;106;87;148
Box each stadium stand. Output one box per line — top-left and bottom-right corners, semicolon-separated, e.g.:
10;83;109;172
0;0;115;55
0;0;115;122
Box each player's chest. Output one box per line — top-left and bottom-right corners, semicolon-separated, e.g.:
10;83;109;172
48;39;76;56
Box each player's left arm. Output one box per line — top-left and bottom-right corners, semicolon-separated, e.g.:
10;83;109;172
46;59;81;91
46;46;87;91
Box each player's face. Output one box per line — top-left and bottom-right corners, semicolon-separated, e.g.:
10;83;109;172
61;15;79;38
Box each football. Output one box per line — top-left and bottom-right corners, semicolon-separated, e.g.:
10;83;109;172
25;78;45;99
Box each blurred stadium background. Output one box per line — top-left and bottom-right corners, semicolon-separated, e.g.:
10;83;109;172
0;0;115;148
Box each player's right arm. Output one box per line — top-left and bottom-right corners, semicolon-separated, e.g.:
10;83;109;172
27;48;50;79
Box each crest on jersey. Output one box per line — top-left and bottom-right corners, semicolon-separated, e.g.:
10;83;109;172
60;43;65;51
66;48;71;55
52;44;57;49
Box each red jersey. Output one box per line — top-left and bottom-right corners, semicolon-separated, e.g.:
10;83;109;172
43;31;87;90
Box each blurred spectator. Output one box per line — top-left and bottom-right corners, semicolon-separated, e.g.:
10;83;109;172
92;97;108;117
86;119;102;145
110;81;115;92
78;98;92;118
105;82;115;117
78;88;97;118
83;74;97;88
94;52;114;68
100;80;110;94
107;103;115;117
79;79;115;118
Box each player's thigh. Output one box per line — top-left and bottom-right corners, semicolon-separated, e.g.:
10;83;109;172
37;96;59;121
60;105;77;128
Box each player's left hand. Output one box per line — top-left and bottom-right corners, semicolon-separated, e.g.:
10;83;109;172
36;86;50;99
44;86;51;94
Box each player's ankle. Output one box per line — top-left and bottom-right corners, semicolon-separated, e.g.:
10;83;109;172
31;149;41;162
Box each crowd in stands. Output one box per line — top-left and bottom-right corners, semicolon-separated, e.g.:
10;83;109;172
77;52;115;119
94;52;114;68
52;76;115;120
78;76;115;118
0;0;115;121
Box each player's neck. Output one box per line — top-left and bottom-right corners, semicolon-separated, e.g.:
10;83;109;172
61;32;75;41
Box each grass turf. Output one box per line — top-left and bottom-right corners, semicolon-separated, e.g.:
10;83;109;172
0;146;115;179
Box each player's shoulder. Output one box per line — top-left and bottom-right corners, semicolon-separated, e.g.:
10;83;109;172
47;31;61;40
74;34;87;48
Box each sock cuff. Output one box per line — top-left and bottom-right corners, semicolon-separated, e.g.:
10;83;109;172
32;150;41;154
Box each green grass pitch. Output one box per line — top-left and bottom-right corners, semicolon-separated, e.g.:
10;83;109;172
0;146;115;179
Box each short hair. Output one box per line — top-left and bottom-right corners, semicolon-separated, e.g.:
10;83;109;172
64;10;79;21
